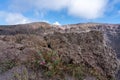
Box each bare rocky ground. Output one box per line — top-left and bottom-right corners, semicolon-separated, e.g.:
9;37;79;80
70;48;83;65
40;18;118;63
0;22;120;80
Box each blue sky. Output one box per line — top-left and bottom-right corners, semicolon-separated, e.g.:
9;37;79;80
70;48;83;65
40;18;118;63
0;0;120;25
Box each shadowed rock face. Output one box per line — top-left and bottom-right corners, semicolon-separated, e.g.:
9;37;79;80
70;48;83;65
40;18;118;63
0;22;119;80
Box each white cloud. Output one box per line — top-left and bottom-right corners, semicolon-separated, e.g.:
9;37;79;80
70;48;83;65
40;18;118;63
68;0;108;19
53;21;61;25
0;11;31;25
10;0;108;19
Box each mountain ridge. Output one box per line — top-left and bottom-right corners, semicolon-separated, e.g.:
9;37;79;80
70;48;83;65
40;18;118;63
0;22;120;80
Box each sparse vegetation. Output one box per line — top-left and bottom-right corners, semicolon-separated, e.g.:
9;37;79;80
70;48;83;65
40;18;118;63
13;68;28;80
26;50;105;80
0;60;17;73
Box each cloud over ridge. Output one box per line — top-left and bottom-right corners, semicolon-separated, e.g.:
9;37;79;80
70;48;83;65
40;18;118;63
0;11;31;25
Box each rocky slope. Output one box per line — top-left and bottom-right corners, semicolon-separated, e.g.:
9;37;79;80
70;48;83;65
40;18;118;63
64;23;120;59
0;22;119;80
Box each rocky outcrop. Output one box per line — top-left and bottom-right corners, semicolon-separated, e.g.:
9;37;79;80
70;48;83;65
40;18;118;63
64;23;120;59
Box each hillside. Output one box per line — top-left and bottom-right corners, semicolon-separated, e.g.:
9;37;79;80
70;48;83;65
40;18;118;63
0;22;120;80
